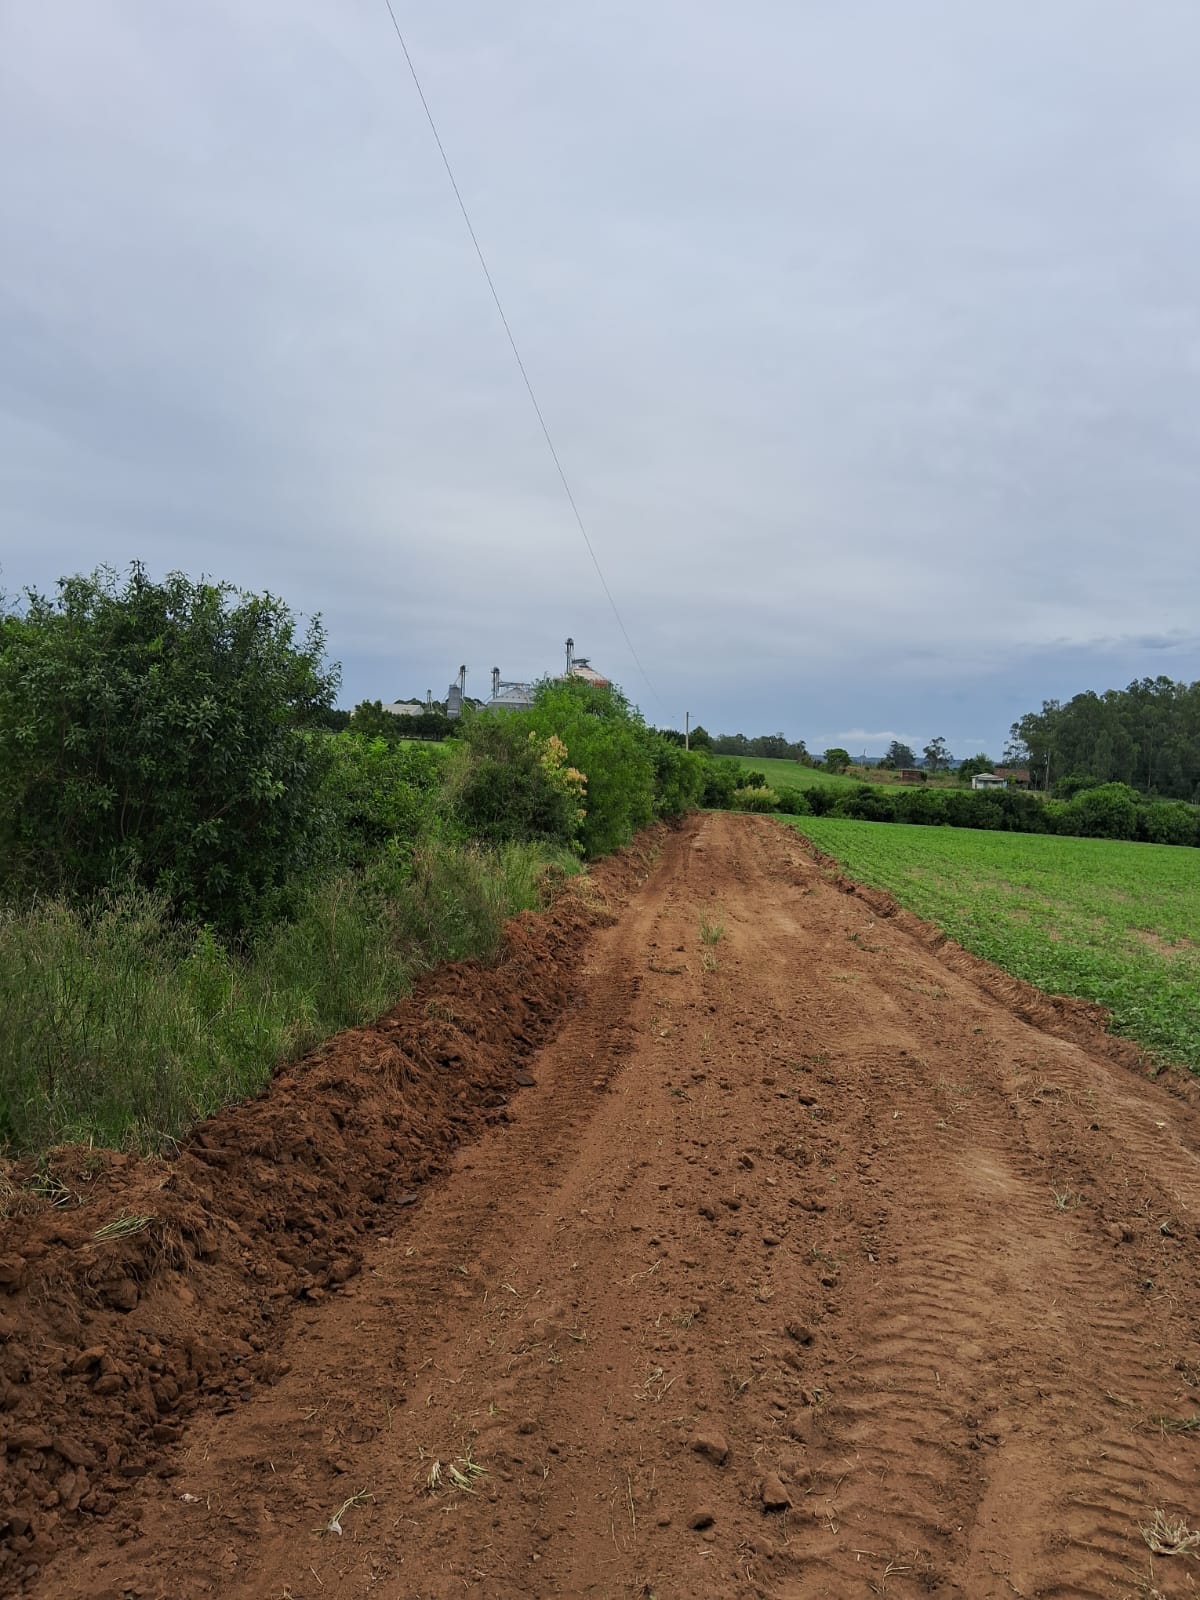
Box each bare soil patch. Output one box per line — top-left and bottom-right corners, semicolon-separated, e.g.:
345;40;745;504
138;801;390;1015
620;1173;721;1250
7;813;1200;1598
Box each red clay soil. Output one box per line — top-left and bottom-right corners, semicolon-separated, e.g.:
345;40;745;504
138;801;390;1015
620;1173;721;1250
5;813;1200;1599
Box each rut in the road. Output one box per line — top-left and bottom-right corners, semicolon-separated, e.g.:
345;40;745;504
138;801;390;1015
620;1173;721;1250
26;813;1200;1600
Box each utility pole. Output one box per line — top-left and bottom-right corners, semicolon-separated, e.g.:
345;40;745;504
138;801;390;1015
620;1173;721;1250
685;712;690;751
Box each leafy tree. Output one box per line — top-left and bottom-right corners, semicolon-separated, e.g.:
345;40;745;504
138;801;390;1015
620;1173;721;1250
922;736;952;774
957;753;995;784
823;747;852;773
1003;728;1031;768
407;708;452;741
689;724;714;752
0;564;337;932
526;677;655;857
349;699;402;741
882;740;916;770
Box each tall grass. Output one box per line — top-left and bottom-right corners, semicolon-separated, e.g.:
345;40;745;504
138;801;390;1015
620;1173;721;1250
0;841;576;1155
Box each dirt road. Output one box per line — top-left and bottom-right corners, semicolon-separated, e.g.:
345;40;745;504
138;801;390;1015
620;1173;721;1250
26;814;1200;1598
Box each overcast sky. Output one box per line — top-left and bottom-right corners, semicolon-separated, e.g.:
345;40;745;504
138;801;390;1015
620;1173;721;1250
3;3;1199;755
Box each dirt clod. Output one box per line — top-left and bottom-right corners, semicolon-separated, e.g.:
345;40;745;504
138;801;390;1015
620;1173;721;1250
760;1472;792;1512
690;1430;730;1467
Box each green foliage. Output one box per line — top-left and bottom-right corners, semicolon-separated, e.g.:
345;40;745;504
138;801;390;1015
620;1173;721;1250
1011;676;1200;800
348;699;401;740
772;787;811;816
0;565;713;1156
445;715;584;848
823;748;852;773
711;730;809;762
881;740;917;770
526;678;655;857
797;777;1200;848
320;733;443;868
1142;799;1200;847
0;841;574;1154
731;785;781;812
650;740;707;819
346;700;452;743
698;757;741;808
0;565;337;934
1058;782;1140;841
787;817;1200;1070
957;754;996;784
922;735;952;774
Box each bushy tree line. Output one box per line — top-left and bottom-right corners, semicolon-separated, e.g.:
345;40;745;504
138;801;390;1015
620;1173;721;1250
1010;677;1200;801
347;699;454;743
0;567;715;944
710;730;812;762
801;779;1200;846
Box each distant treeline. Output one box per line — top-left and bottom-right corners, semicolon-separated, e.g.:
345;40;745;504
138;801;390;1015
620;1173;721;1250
709;731;813;762
1011;677;1200;803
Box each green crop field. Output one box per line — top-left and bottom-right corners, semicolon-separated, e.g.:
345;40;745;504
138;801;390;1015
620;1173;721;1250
713;754;858;791
782;817;1200;1071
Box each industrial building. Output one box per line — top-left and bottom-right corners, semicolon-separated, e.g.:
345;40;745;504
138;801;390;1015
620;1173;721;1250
443;639;608;717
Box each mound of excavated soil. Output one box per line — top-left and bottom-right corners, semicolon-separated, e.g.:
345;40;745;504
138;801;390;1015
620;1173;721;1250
0;832;663;1587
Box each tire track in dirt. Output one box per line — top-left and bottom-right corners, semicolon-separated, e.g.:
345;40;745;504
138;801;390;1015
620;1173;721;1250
28;813;1200;1600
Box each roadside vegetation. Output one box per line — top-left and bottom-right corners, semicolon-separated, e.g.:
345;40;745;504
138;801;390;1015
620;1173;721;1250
785;817;1200;1070
0;566;715;1155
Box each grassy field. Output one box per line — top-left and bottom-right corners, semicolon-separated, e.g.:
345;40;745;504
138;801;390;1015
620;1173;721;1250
783;817;1200;1071
714;754;859;791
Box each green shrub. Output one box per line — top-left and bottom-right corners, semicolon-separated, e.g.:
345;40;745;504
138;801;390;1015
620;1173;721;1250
698;758;741;808
1140;800;1200;847
321;733;442;868
526;678;655;857
731;785;780;813
651;740;707;818
772;787;811;816
444;715;584;849
1060;782;1140;840
0;565;337;934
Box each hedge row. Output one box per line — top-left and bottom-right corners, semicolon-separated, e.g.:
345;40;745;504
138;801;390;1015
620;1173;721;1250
798;780;1200;847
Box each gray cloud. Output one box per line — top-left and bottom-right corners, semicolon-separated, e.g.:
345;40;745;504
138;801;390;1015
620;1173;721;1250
3;1;1199;751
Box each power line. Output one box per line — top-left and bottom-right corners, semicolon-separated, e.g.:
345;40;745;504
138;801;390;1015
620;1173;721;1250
380;1;661;710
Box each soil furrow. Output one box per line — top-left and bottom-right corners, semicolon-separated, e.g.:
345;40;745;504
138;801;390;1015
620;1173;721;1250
12;812;1200;1599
